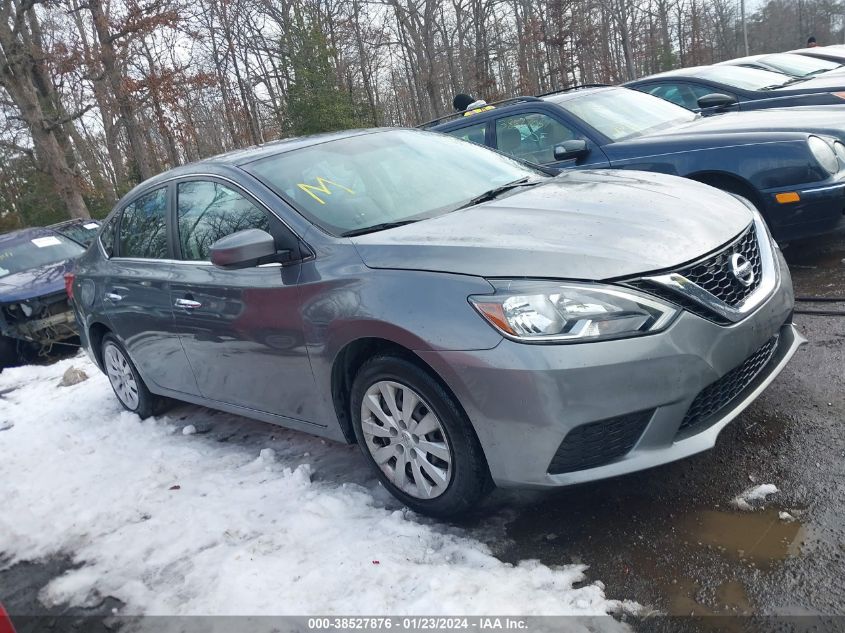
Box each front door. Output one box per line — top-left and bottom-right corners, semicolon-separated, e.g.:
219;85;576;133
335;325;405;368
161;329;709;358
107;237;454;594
168;179;320;424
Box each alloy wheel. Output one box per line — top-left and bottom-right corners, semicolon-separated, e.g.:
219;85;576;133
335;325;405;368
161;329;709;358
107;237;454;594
104;343;140;410
360;380;452;499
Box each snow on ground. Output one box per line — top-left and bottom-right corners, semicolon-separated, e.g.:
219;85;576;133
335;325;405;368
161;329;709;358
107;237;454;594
731;483;779;511
0;355;637;623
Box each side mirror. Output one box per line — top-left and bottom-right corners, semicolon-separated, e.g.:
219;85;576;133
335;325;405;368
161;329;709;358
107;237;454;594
553;139;589;162
697;93;737;110
210;229;280;269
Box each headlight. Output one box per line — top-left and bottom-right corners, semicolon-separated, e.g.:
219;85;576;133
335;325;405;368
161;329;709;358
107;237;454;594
808;136;838;174
834;141;845;164
469;281;678;343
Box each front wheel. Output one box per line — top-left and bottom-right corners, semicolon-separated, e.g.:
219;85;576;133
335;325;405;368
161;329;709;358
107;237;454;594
351;354;490;517
101;334;168;418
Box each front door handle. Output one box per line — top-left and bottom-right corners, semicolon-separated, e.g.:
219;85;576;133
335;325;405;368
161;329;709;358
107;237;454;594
174;298;202;309
104;292;124;302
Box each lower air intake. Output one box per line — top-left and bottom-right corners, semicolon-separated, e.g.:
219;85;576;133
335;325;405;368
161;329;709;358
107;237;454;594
547;410;653;475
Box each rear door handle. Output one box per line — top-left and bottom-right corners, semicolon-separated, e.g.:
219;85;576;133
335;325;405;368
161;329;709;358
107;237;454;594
104;292;124;302
174;298;202;309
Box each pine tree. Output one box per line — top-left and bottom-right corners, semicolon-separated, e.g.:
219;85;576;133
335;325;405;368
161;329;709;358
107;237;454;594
287;20;365;135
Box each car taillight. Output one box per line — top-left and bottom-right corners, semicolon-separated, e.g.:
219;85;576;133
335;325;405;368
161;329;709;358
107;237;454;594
64;272;75;301
0;602;16;633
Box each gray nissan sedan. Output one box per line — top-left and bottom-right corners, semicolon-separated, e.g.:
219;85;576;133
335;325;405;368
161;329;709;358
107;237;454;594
69;128;803;517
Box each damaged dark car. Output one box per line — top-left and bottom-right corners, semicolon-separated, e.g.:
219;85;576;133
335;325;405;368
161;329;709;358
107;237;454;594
0;227;84;370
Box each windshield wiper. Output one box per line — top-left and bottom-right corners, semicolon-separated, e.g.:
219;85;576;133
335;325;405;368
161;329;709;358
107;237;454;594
762;77;807;90
457;177;542;210
341;220;420;237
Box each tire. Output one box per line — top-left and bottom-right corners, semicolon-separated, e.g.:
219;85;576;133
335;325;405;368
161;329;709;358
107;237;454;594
0;335;19;372
350;354;490;517
101;333;168;418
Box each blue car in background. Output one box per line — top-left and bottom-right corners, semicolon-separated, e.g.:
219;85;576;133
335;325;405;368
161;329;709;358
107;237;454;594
0;227;86;369
427;86;845;241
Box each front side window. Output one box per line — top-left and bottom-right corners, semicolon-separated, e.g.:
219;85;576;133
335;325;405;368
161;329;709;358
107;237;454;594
177;181;269;261
646;83;699;109
646;83;728;110
446;121;487;146
495;113;579;164
244;129;545;236
556;88;696;141
118;188;168;259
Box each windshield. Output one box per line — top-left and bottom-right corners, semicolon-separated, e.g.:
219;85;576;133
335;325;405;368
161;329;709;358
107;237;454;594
695;66;793;90
556;88;696;142
759;53;840;77
54;221;101;247
244;129;546;235
0;233;84;278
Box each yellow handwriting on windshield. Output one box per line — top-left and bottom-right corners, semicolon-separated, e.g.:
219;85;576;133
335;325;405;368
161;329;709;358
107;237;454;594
297;177;355;205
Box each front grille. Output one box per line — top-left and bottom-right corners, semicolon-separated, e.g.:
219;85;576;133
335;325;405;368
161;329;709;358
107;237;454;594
626;223;764;324
678;224;762;307
679;335;780;432
627;280;731;324
547;410;653;474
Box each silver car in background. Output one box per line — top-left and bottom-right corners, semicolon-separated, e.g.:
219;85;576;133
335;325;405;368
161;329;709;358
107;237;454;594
69;129;803;517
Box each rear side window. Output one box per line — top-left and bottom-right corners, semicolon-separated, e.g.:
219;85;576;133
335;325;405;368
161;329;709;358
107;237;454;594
495;113;579;164
118;188;168;259
99;216;116;257
445;121;487;146
176;181;269;261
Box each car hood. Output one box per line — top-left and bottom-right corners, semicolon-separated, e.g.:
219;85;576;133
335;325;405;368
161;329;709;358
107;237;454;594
0;259;74;303
351;170;752;280
646;108;845;141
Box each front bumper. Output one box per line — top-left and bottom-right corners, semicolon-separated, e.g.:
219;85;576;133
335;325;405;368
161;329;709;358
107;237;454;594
0;293;77;346
763;180;845;241
418;250;803;488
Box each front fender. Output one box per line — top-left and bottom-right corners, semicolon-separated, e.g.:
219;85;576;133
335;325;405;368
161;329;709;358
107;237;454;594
296;254;503;431
606;136;828;189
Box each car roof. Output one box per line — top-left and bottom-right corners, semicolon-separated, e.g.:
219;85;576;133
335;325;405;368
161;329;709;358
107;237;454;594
717;55;767;66
541;86;618;103
199;128;387;166
790;46;845;60
117;128;395;201
0;226;62;246
425;86;617;130
630;65;713;81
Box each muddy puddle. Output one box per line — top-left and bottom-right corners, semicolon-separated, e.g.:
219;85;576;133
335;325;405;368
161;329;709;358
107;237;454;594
662;507;807;616
681;507;805;568
503;495;807;618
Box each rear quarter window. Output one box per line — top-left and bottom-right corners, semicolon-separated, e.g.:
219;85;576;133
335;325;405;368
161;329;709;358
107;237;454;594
99;216;117;257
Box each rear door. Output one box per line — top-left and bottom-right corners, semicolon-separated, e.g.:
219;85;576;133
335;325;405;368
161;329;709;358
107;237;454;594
168;178;319;423
106;185;200;395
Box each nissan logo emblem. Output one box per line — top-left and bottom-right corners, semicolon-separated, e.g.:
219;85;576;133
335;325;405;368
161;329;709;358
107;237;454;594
730;253;755;287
